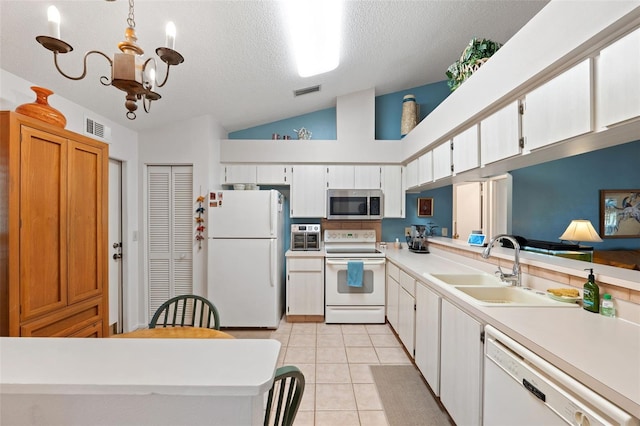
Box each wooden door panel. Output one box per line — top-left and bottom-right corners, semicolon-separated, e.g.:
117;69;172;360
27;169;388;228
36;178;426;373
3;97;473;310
19;126;67;320
67;140;106;304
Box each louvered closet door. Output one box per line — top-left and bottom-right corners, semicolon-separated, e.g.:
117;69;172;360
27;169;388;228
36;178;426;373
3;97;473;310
147;166;193;319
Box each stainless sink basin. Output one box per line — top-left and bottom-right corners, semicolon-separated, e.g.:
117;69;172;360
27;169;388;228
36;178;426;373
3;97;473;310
429;273;503;286
454;286;578;307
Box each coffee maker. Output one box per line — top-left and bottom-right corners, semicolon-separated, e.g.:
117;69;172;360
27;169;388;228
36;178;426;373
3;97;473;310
406;224;429;253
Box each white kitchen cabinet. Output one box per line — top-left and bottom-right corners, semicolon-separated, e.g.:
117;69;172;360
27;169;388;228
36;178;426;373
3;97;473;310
414;282;440;396
325;165;355;189
432;142;452;181
440;299;484;426
417;150;433;185
398;287;415;358
522;59;592;151
398;270;415;358
386;262;400;331
256;165;289;185
405;158;419;190
326;165;381;189
381;165;405;218
354;165;381;189
221;164;256;185
480;100;521;166
597;27;640;128
286;256;324;319
290;165;326;218
452;125;479;174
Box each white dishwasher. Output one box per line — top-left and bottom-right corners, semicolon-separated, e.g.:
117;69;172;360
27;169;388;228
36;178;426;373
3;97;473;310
483;325;638;426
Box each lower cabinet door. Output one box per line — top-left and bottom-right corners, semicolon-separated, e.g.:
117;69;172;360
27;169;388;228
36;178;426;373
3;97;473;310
415;283;441;396
440;299;483;426
397;287;415;358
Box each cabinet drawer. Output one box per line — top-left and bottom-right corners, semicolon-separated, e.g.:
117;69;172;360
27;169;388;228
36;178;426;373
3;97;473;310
20;297;103;337
387;262;400;282
288;257;323;272
399;270;415;297
69;321;103;338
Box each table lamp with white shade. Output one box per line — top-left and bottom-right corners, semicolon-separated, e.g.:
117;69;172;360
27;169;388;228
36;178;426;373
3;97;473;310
559;219;602;261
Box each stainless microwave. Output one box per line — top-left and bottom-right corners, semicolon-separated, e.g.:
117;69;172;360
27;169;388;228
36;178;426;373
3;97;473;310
326;189;383;220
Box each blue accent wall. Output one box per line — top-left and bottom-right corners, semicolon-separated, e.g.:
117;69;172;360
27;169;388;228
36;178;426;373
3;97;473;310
228;108;337;140
511;140;640;249
382;186;453;243
375;81;451;140
226;81;639;250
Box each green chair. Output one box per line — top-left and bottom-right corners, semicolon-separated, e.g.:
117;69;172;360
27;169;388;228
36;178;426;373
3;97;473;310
264;365;305;426
149;294;221;330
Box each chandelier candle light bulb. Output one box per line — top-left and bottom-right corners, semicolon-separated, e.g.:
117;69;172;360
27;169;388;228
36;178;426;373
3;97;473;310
165;22;176;50
47;6;60;39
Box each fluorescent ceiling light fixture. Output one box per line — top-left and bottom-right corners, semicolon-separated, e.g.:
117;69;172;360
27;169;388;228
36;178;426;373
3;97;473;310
284;0;342;78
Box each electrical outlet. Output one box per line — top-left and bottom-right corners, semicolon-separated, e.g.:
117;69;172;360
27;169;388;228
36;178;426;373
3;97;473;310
404;227;411;236
441;227;448;237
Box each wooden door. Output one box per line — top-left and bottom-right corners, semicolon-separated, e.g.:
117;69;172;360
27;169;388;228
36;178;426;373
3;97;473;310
19;126;68;321
67;139;107;305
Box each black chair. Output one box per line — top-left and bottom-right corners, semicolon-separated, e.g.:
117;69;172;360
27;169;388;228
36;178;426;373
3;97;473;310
264;365;305;426
149;294;220;330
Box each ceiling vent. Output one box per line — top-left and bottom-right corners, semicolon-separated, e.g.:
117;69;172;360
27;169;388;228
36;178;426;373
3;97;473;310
294;85;321;97
84;116;111;141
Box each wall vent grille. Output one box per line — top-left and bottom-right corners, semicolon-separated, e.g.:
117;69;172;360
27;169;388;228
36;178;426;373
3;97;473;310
84;116;111;141
294;85;321;97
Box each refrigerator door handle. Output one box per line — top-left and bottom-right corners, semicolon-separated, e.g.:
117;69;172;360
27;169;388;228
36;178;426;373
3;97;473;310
270;239;276;287
270;191;276;236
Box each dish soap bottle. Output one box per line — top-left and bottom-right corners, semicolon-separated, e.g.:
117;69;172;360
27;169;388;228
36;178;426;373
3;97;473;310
582;268;599;313
600;294;616;318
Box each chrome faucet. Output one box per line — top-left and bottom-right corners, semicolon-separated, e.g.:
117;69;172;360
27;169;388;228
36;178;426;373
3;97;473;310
482;234;521;287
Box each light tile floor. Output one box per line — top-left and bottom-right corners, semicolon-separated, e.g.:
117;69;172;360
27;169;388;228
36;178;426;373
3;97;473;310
269;319;413;426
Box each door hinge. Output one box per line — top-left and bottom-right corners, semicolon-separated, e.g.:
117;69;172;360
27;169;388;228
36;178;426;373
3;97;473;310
450;164;454;172
450;141;454;150
519;137;525;149
519;103;525;115
414;303;417;311
480;331;485;344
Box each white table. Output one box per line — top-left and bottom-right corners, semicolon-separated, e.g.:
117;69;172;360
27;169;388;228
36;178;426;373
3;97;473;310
0;337;281;425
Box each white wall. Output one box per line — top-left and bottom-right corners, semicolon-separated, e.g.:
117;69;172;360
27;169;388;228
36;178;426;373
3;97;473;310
1;68;141;333
138;114;224;326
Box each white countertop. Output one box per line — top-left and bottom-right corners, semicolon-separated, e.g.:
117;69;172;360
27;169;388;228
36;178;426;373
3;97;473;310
384;245;640;419
0;337;281;397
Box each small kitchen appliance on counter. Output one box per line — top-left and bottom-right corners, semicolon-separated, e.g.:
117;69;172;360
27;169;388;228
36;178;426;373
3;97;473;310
290;224;321;251
406;224;430;253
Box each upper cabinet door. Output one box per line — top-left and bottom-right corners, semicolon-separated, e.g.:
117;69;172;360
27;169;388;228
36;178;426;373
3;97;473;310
522;59;593;151
290;165;326;218
354;165;381;189
256;165;289;185
452;125;479;174
381;165;405;218
597;27;640;128
405;159;419;190
480;101;521;166
417;151;433;186
432;142;452;181
326;165;355;189
222;165;256;185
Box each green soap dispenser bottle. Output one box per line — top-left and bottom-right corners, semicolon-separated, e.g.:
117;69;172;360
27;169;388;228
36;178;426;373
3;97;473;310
582;268;599;313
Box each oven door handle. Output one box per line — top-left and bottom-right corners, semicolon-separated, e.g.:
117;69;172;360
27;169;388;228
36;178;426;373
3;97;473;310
325;259;386;266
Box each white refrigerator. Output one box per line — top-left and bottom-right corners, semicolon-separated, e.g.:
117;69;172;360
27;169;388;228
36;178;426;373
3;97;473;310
207;190;284;328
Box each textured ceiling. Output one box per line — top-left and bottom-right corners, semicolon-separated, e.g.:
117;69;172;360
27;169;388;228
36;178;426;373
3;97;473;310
0;0;549;133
